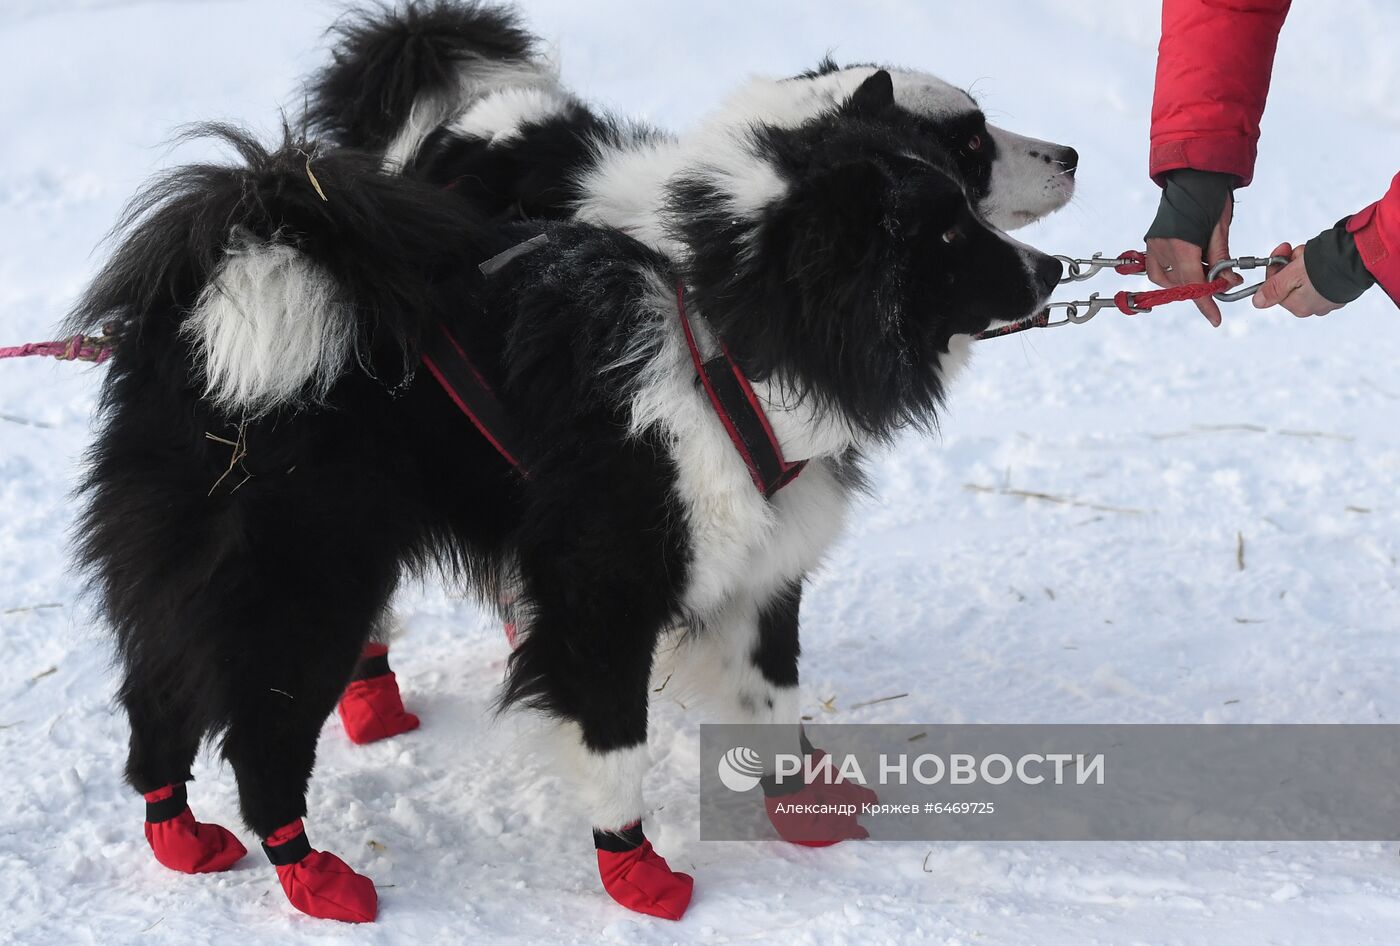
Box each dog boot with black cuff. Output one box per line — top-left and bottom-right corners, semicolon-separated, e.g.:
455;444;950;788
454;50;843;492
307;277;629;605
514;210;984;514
594;821;693;920
336;643;420;745
798;729;880;807
263;819;378;923
142;783;247;874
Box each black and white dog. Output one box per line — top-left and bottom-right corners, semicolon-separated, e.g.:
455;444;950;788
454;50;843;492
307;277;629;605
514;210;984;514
301;0;1079;728
71;3;1076;925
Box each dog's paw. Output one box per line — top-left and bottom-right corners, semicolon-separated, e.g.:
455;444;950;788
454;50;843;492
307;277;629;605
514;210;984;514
337;646;420;746
265;820;378;923
765;783;872;847
596;838;694;920
143;785;248;874
807;748;879;807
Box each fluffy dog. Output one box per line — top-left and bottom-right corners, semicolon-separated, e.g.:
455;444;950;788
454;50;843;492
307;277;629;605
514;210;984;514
72;11;1072;927
301;0;1079;741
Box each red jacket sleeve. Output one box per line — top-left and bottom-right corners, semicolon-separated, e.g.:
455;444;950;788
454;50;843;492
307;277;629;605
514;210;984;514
1348;173;1400;306
1150;0;1292;187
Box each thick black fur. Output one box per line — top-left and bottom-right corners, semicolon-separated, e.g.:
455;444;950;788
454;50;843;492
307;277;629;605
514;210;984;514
74;127;692;831
301;0;663;223
411;110;661;223
305;0;537;151
673;75;1056;438
75;74;1056;872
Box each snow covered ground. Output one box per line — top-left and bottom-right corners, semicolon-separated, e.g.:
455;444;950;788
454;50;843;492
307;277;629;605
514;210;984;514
3;1;1399;943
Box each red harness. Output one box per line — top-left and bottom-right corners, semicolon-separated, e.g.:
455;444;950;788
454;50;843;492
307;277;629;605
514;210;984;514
423;278;805;499
673;285;807;498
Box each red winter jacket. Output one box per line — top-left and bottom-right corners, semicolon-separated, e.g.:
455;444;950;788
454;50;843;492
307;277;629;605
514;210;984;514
1150;0;1400;305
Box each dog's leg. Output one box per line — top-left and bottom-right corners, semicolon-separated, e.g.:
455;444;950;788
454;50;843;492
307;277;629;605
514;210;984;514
505;467;693;921
336;614;420;745
513;609;693;921
698;582;806;731
219;620;381;924
695;582;875;845
202;509;406;925
123;684;248;874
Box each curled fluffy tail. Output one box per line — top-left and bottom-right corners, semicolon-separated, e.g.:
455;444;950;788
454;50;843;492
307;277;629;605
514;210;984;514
304;1;551;166
71;125;496;415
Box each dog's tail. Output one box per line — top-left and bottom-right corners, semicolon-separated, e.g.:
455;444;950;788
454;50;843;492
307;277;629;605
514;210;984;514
70;125;496;416
303;1;548;167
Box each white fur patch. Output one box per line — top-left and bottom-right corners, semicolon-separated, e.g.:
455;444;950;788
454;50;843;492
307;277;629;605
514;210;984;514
981;126;1077;231
447;85;575;146
705;66;972;138
555;732;652;831
620;281;854;618
572;122;786;262
571;137;680;250
383;57;560;171
182;242;351;414
660;594;804;731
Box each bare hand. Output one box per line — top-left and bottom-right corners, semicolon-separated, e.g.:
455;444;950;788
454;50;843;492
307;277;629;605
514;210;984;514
1145;199;1242;328
1252;243;1345;317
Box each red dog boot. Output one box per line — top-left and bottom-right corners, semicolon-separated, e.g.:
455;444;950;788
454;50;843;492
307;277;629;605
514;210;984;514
594;822;693;921
763;750;876;847
142;783;247;873
764;785;871;847
805;748;879;807
264;819;378;923
337;643;419;745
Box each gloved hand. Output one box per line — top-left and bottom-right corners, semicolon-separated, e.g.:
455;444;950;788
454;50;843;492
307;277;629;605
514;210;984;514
1144;169;1243;327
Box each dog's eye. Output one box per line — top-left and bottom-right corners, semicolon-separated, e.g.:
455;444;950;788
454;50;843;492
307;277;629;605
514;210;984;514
942;227;961;244
966;134;983;152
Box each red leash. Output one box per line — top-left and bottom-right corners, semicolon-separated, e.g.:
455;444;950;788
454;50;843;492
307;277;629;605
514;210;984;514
0;332;115;364
978;250;1286;341
1100;250;1232;314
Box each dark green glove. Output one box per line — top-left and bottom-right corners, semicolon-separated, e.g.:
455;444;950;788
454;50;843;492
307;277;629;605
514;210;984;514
1145;169;1236;252
1304;218;1375;305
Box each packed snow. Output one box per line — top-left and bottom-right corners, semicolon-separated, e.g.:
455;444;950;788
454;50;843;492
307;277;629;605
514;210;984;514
2;1;1398;944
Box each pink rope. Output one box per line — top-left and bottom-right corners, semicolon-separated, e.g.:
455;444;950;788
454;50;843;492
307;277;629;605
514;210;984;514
0;334;113;364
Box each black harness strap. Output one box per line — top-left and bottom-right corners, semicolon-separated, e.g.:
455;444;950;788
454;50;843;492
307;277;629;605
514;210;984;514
420;261;806;500
421;323;534;479
675;285;807;499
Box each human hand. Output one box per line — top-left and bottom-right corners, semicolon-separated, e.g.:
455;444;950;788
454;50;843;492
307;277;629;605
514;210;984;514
1145;198;1242;328
1252;243;1345;317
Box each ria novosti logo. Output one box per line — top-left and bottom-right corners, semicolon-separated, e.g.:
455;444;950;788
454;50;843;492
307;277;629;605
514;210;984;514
717;745;1106;792
717;746;766;792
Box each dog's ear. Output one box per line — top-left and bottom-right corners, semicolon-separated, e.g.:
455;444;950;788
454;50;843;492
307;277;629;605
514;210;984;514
846;70;895;116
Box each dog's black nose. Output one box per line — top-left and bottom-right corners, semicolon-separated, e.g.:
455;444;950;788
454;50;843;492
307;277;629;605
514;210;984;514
1057;146;1079;178
1035;254;1063;295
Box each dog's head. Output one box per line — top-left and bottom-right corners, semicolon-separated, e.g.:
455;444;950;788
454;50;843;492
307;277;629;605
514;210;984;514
670;70;1062;439
771;59;1078;231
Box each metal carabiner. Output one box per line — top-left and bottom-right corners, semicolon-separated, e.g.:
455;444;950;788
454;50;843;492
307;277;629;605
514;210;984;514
1209;255;1291;302
1055;253;1139;284
1042;293;1130;328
